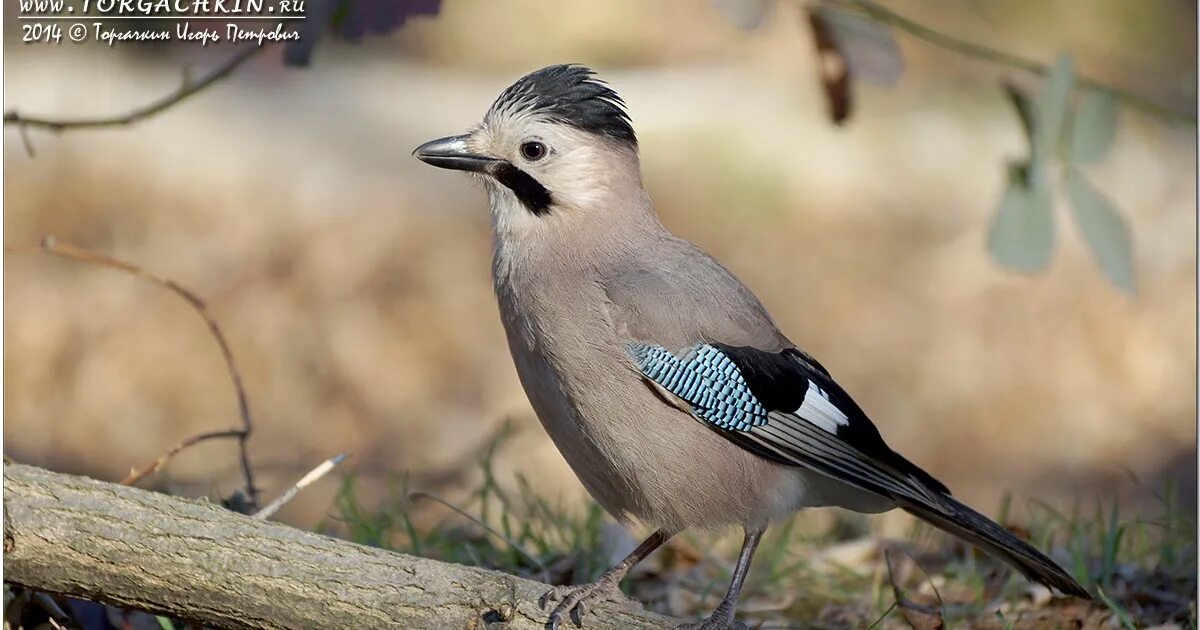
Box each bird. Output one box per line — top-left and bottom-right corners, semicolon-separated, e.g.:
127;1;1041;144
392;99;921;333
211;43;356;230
413;64;1090;630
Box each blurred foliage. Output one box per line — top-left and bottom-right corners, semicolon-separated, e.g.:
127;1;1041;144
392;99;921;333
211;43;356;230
990;56;1134;293
709;0;771;32
701;0;1178;294
1065;169;1135;293
284;0;442;66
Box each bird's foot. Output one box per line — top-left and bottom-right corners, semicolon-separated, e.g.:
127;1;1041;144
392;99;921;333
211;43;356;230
673;600;748;630
539;575;634;629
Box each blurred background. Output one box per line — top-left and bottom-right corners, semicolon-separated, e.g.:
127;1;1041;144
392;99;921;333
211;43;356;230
3;0;1195;540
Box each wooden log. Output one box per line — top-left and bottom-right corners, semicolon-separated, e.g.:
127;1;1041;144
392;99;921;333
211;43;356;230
3;463;674;629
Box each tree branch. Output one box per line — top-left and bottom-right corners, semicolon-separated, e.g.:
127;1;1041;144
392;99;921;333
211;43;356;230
835;0;1194;124
4;42;267;134
7;237;260;507
2;463;673;630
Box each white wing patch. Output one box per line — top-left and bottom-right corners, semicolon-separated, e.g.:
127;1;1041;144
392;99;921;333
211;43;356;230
795;381;849;434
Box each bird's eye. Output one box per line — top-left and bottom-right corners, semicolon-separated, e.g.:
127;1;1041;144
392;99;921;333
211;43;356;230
520;141;547;162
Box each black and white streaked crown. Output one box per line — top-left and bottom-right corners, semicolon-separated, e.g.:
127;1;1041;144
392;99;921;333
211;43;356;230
488;64;637;149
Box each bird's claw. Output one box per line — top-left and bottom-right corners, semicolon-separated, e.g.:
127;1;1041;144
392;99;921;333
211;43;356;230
674;620;746;630
540;578;624;629
673;600;746;630
538;585;567;610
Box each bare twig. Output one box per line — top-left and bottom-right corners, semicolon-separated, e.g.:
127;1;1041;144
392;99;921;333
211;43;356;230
254;454;349;521
883;549;945;629
4;43;268;135
7;236;260;507
865;601;898;630
828;0;1194;124
15;121;36;158
892;547;944;607
119;429;246;486
409;490;550;580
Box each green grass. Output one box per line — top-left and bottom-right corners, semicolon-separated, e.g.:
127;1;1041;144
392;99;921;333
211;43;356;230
323;433;1196;628
323;426;612;588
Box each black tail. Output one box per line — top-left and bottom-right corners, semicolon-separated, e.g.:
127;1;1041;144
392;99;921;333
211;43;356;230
899;494;1091;600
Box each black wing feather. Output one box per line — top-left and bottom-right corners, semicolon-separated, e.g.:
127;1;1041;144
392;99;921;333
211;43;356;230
713;344;950;497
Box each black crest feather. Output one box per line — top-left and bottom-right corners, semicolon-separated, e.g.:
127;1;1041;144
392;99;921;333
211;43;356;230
489;64;637;148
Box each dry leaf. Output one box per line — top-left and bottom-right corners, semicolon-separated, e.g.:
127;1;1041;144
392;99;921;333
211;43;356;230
806;3;905;125
897;599;946;630
806;8;852;124
813;3;904;87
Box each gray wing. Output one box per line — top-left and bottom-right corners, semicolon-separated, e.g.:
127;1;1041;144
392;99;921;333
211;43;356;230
602;239;951;508
602;236;791;352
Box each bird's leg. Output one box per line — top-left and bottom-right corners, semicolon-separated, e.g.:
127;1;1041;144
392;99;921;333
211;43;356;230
542;528;672;630
675;525;765;630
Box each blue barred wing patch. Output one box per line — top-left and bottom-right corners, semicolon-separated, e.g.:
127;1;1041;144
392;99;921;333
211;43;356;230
627;343;767;431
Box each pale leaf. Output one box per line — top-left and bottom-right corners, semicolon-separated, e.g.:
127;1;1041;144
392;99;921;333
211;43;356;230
1066;170;1135;293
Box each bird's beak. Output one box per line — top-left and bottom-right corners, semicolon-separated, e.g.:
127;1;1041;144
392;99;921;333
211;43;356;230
412;134;498;173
